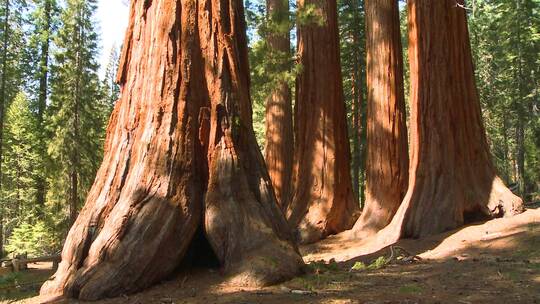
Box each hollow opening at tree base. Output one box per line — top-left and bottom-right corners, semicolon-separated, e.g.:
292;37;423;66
463;207;495;225
177;224;221;271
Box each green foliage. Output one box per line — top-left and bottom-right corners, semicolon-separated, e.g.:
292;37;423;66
469;0;540;199
46;0;105;224
338;0;366;205
101;45;120;107
307;261;340;273
0;272;22;286
351;256;389;271
1;93;40;239
5;221;59;257
296;3;325;27
350;261;366;271
245;0;297;148
0;0;28;106
398;284;423;294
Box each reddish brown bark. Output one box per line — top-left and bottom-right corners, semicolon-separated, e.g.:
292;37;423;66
377;0;524;243
40;0;303;301
264;0;293;210
350;0;408;238
287;0;359;244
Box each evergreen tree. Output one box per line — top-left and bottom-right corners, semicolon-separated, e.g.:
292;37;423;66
46;0;104;229
1;92;40;255
25;0;60;213
0;0;27;257
101;44;120;107
246;0;297;148
469;0;540;200
338;0;366;206
99;44;120;141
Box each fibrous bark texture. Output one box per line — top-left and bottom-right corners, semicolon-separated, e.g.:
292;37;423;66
40;0;303;301
264;0;293;210
288;0;359;244
378;0;524;242
350;0;408;238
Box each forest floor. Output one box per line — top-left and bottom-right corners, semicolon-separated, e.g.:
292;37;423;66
6;205;540;304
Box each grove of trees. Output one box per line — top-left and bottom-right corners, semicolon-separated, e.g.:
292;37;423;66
0;0;117;258
0;0;537;301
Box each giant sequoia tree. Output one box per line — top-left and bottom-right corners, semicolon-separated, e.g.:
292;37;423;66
40;0;303;301
264;0;294;209
287;0;359;244
378;0;524;242
350;0;408;238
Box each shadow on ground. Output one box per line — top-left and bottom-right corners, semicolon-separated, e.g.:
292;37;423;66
12;208;540;304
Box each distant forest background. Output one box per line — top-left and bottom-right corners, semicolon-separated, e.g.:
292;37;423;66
0;0;538;258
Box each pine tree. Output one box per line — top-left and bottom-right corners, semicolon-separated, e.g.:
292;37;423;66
338;0;366;206
101;45;120;107
1;92;40;255
469;0;540;200
99;44;120;142
26;0;59;213
0;0;27;257
46;0;104;228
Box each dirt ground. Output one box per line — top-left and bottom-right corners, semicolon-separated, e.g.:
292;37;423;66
7;207;540;304
0;263;56;303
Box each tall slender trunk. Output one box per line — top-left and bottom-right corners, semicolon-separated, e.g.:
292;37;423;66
68;4;82;227
40;0;303;300
0;215;2;257
15;156;20;217
264;0;293;210
516;121;525;196
288;0;359;244
0;0;10;258
351;66;360;201
514;0;526;198
376;0;523;244
35;0;52;211
351;0;364;209
351;0;408;239
502;112;510;183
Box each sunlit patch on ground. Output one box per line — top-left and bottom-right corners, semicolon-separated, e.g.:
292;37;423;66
6;208;540;304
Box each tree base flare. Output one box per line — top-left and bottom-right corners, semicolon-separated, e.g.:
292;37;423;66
39;0;304;301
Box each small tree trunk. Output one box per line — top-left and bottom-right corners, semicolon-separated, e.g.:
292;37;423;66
264;0;293;210
0;210;3;257
35;0;52;211
502;112;510;183
288;0;359;244
351;67;361;201
378;0;524;243
0;0;10;258
350;0;364;208
350;0;409;238
40;0;303;301
69;170;77;226
514;0;527;198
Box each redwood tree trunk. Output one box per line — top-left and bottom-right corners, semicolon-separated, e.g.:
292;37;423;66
264;0;293;210
40;0;303;301
350;0;408;238
288;0;359;244
378;0;524;242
